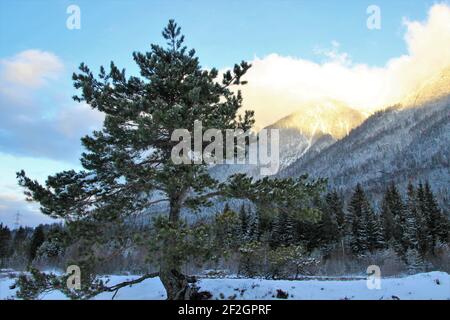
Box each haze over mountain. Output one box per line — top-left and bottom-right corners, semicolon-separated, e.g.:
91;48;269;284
265;100;365;170
279;65;450;205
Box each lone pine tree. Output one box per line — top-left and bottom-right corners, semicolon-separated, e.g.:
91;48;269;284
16;21;324;300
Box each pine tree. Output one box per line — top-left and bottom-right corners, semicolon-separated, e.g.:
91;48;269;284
214;209;240;251
16;20;325;300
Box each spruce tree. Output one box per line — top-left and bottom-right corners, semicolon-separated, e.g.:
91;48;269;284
16;21;325;300
405;248;426;274
380;184;396;243
247;212;260;242
270;209;296;247
365;207;384;252
423;182;449;250
389;184;407;251
318;203;339;246
324;190;345;238
270;209;284;248
239;204;249;241
348;184;369;255
405;183;424;254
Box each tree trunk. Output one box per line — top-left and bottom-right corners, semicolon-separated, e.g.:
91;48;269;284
160;261;193;300
159;190;193;300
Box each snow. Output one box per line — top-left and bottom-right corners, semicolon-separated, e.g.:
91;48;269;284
1;271;449;300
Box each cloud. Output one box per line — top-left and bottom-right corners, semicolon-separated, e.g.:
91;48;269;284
0;50;64;88
0;152;75;228
0;50;103;227
0;50;104;161
239;3;450;130
56;102;104;138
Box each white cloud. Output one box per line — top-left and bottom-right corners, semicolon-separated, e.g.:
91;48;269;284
0;49;64;88
0;50;104;161
56;102;104;138
239;3;450;130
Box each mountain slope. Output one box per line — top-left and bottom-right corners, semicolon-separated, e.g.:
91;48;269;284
280;67;450;203
210;100;364;181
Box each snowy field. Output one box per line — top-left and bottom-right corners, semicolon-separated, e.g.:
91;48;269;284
1;271;449;300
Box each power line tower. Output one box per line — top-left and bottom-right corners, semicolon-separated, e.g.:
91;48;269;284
14;211;21;229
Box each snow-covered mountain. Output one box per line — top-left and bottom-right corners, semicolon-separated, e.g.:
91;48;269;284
209;100;365;181
402;66;450;109
268;99;365;139
279;66;450;204
266;99;365;169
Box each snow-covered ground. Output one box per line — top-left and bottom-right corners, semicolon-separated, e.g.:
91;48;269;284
1;271;449;300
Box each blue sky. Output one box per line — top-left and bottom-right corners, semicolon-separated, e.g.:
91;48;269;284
0;0;434;70
0;0;448;228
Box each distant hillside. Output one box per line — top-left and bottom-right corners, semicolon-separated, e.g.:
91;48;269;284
279;67;450;206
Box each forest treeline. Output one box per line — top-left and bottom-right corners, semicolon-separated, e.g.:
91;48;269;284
1;181;449;278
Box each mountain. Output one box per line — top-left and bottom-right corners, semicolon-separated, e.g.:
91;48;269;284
209;100;365;181
279;67;450;205
268;99;365;139
402;66;450;108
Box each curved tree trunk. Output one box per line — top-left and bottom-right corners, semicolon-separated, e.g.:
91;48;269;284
160;262;192;300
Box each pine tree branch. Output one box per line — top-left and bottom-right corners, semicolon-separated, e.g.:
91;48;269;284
103;272;160;300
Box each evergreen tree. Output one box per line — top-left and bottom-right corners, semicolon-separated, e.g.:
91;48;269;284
324;190;344;238
404;183;424;254
214;208;240;251
318;204;340;246
239;204;249;241
29;225;46;262
270;209;284;248
423;182;449;250
0;223;12;265
13;226;28;248
365;207;384;252
223;203;230;214
348;184;369;255
405;248;426;274
270;209;296;247
16;20;325;300
247;211;260;242
380;184;396;243
383;184;407;251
